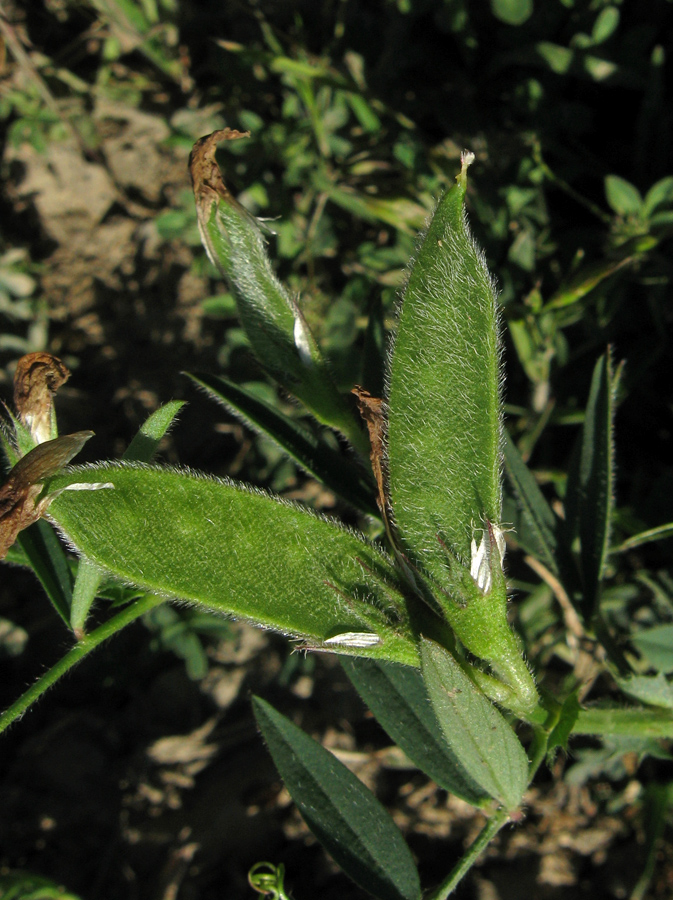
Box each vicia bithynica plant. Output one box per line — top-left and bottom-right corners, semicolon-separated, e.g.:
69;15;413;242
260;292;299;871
2;132;673;900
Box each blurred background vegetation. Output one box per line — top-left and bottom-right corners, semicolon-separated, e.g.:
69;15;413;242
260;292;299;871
1;1;673;898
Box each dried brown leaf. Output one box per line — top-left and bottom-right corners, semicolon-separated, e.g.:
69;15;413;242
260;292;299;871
352;386;389;517
13;352;70;444
0;431;93;560
188;128;251;222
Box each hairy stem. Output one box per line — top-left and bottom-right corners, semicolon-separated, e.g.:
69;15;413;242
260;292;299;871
572;706;673;738
427;807;511;900
0;592;166;734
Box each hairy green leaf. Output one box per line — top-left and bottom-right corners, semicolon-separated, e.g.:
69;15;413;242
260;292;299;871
605;175;643;217
544;255;635;310
616;674;673;710
190;130;368;456
564;353;618;619
547;691;581;756
342;656;490;806
490;0;533;26
420;639;529;810
616;522;673;553
123;400;185;463
0;869;84;900
631;625;673;674
17;520;73;626
49;463;420;665
502;430;558;572
387;156;502;585
642;176;673;218
70;401;186;635
253;696;421;900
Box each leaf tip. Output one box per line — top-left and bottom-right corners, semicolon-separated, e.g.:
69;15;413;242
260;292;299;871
189;128;252;210
458;149;476;188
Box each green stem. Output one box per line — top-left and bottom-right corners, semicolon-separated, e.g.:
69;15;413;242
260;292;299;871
530;139;612;227
469;665;546;724
591;613;631;677
427;703;556;899
427;807;511;900
526;713;561;779
0;593;166;735
528;724;551;778
573;706;673;738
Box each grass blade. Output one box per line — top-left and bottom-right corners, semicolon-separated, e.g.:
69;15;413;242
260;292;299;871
502;429;558;573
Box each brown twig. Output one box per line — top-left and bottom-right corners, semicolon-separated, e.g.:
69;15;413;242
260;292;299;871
524;554;601;697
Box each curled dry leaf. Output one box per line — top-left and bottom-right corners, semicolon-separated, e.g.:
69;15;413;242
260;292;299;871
189;128;253;272
13;352;70;444
189;128;259;278
0;431;93;560
352;386;389;518
188;128;251;220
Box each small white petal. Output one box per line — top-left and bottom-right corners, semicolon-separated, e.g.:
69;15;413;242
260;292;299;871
24;412;51;446
293;315;313;367
62;482;115;491
470;534;491;592
493;524;506;566
324;632;381;648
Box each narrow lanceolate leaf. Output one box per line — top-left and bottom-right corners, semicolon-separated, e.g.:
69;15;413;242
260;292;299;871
616;522;673;553
48;463;420;666
387;154;502;584
320;182;428;235
502;430;558;573
123;400;186;463
420;640;529;810
564;352;619;620
187;372;379;518
342;657;490;806
18;520;74;626
189;130;368;457
70;401;187;636
253;696;421;900
544;255;635;311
